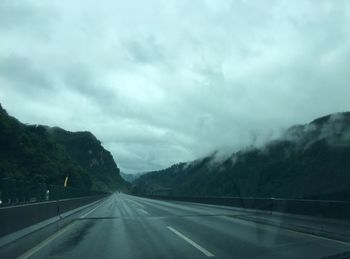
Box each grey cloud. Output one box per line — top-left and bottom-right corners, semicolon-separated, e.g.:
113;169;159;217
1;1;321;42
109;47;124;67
0;54;52;92
1;0;350;173
0;0;56;41
125;37;164;65
62;65;119;106
0;1;41;29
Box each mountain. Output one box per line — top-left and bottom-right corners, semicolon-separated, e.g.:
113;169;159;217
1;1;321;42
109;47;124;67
0;103;128;192
132;112;350;200
48;127;128;192
120;172;145;183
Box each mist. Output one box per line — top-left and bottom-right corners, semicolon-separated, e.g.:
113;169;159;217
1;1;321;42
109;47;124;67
1;0;350;173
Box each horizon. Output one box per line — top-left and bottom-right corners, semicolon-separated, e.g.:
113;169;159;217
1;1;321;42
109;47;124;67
2;0;350;174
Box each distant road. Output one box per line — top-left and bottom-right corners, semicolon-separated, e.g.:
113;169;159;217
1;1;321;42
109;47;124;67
18;193;350;259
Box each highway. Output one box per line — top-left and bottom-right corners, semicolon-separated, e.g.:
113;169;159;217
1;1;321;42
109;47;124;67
18;193;350;259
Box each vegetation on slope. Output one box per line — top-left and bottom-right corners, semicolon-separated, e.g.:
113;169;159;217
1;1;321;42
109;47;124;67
49;127;127;192
132;112;350;200
0;103;128;193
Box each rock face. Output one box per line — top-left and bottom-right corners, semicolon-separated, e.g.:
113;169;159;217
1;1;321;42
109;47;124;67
132;112;350;200
48;127;127;192
0;103;128;192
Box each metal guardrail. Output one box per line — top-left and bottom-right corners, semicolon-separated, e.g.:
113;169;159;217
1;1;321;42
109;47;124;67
0;178;107;207
141;195;350;220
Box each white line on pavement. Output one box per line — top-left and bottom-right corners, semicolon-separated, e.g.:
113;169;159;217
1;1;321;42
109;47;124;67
17;198;110;258
138;208;150;215
80;199;107;218
224;216;350;246
17;221;76;259
167;226;215;257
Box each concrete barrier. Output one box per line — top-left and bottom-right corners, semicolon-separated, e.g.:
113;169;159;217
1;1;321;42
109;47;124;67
57;195;106;216
0;195;107;238
140;195;350;220
272;199;350;220
0;201;59;238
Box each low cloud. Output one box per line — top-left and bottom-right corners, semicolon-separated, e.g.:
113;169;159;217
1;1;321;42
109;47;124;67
1;0;350;173
0;54;52;92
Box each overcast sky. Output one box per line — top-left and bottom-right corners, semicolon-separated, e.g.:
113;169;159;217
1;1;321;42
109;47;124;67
1;0;350;173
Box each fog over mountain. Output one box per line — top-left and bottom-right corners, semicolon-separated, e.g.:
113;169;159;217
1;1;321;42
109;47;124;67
132;112;350;199
1;0;350;173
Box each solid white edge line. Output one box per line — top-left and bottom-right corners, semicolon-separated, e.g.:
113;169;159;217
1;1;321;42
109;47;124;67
17;198;105;259
80;198;108;218
17;198;110;258
167;226;215;257
16;221;76;259
224;216;350;247
280;225;350;246
138;208;150;215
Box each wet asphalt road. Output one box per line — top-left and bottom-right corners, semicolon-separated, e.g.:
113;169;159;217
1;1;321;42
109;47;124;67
19;193;350;259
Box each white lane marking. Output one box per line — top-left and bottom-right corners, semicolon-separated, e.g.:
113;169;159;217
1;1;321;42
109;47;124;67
18;198;110;258
167;226;215;257
280;225;350;246
138;208;150;215
224;216;350;246
121;200;134;217
17;221;76;259
80;198;109;218
129;201;147;210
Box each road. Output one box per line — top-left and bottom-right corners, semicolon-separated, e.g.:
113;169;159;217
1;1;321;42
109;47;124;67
18;193;350;259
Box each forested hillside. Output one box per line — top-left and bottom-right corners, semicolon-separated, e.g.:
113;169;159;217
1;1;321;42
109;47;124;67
49;127;127;191
120;172;145;183
0;103;128;193
132;112;350;200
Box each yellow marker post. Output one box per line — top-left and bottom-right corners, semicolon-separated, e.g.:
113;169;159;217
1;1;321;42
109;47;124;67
64;176;68;188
